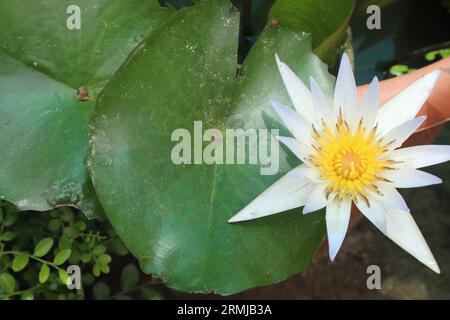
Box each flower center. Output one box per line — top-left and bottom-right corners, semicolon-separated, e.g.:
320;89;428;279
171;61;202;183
309;116;393;201
335;151;363;180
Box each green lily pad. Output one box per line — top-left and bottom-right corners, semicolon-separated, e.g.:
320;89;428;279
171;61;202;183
88;0;335;294
269;0;355;65
0;0;174;216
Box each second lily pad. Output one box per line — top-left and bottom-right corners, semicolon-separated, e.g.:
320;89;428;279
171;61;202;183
88;0;335;294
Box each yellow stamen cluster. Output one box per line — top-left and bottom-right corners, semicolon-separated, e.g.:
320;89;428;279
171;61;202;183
309;114;395;202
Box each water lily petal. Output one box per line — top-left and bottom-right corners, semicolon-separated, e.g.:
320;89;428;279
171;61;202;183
275;54;315;124
371;183;410;212
381;116;426;151
389;145;450;169
276;136;311;163
271;100;312;145
310;76;332;125
333;53;357;130
228;171;315;223
355;197;387;234
383;206;440;273
326;197;352;261
303;183;329;214
383;168;442;188
359;76;379;130
376;70;441;134
287;164;321;182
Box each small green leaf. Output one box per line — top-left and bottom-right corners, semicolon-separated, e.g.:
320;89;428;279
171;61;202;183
3;211;18;227
12;254;29;272
60;210;74;223
58;269;69;285
0;256;11;268
62;226;78;238
38;264;50;284
120;264;139;291
49;282;58;290
79;243;88;252
92;244;106;256
0;273;16;293
92;263;101;277
92;282;110;300
53;249;72;266
68;249;81;264
425;51;437;61
74;221;86;231
48;219;62;231
97;254;112;265
0;207;3;224
100;264;110;274
58;236;72;250
80;253;92;263
141;287;163;300
389;64;409;76
82;273;95;286
34;237;54;257
425;49;450;61
0;231;16;241
20;291;34;300
440;48;450;59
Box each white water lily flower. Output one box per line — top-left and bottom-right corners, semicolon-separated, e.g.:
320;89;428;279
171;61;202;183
229;53;450;273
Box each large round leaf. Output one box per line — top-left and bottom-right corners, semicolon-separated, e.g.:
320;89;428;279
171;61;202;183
0;0;174;215
88;0;335;294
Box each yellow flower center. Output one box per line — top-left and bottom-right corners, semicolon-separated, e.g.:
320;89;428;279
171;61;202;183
309;115;394;202
335;151;363;180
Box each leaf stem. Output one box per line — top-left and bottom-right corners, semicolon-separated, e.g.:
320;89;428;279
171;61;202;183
0;251;63;272
0;285;39;299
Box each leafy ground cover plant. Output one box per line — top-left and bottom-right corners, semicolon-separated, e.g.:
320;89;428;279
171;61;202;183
0;201;162;299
